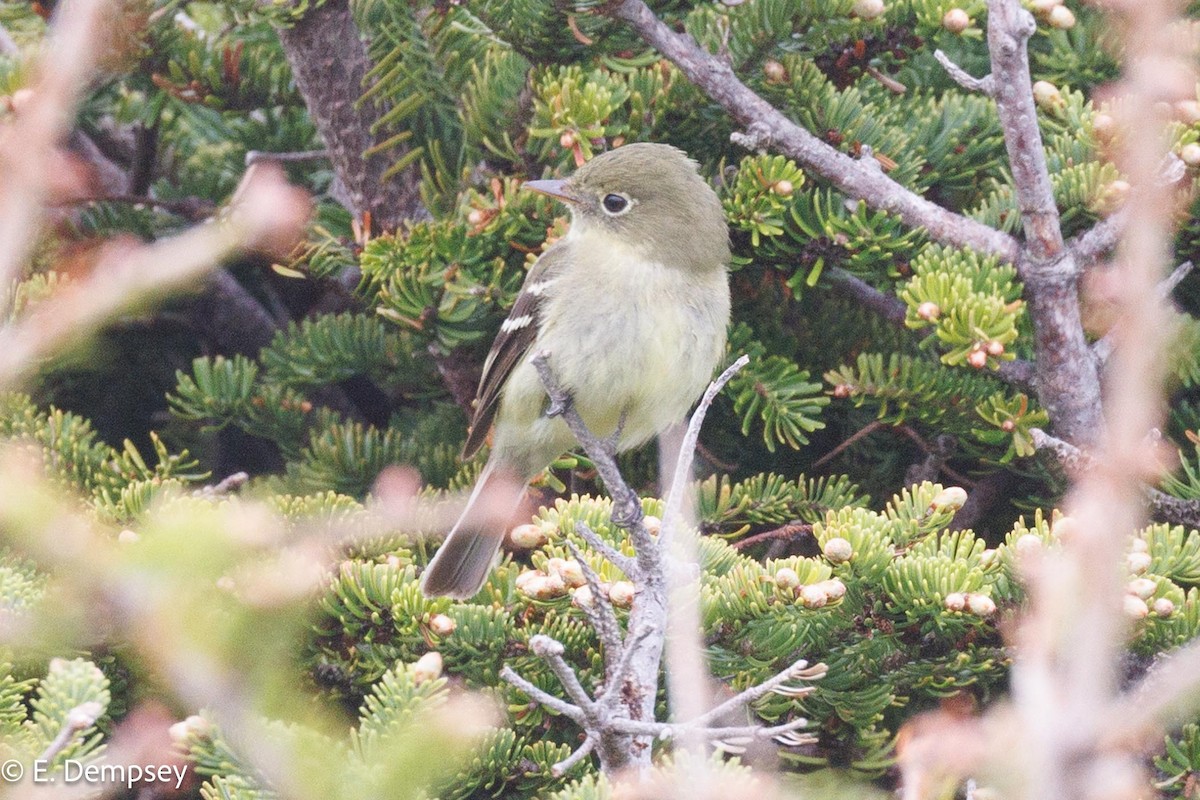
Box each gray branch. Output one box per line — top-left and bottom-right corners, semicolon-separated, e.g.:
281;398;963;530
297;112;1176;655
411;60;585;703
607;0;1020;262
1031;428;1200;528
934;50;995;94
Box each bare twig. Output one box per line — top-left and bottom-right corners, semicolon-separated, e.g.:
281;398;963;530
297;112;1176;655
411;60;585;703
193;472;250;498
731;522;812;552
551;737;595;777
498;665;586;721
244;149;329;166
563;538;623;671
37;700;103;764
574;520;638;578
933;50;995;95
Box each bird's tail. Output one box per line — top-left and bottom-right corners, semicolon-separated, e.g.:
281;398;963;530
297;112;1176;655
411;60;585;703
420;462;526;599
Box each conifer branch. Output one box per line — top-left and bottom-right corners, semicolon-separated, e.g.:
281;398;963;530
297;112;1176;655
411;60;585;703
607;0;1021;263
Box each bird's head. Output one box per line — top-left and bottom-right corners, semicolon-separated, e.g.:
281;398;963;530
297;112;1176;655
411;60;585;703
525;142;729;272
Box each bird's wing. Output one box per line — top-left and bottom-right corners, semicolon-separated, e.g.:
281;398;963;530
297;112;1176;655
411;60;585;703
461;242;568;460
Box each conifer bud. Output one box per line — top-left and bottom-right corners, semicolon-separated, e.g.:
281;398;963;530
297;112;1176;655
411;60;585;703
763;59;787;84
1127;551;1152;574
413;652;444;684
8;88;33;114
1047;5;1075;29
966;593;996;616
852;0;885;19
467;208;486;226
986;340;1005;356
832;384;852;398
1030;0;1062;13
1032;80;1063;111
643;515;663;536
560;130;577;149
1181;142;1200;166
967;348;988;368
1015;533;1043;557
429;613;457;636
775;567;801;590
118;528;139;544
917;301;941;321
169;715;211;745
942;8;970;33
800;584;828;608
572;585;595;608
1130;537;1148;553
1176;100;1200;124
1154;597;1176;617
944;592;967;612
979;548;1001;569
1097;179;1130;214
1001;420;1016;432
1092;112;1116;141
549;558;586;588
1127;578;1157;600
1124;595;1150;619
931;486;968;512
772;179;794;197
817;578;847;600
609;581;636;608
822;537;854;564
509;523;549;550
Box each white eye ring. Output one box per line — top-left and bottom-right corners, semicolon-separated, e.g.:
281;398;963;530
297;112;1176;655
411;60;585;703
601;193;635;216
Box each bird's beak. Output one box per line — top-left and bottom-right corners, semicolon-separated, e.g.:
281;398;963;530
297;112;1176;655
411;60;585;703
524;179;581;204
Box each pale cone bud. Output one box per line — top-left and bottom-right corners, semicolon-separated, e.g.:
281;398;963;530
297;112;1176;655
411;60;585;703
1015;533;1044;557
1032;80;1063;111
169;714;211;746
1127;578;1157;600
1092;112;1116;140
1154;597;1176;617
67;701;103;730
429;613;457;636
931;486;969;512
986;340;1005;356
917;301;941;321
1130;537;1148;553
942;8;970;33
817;578;847;600
467;208;486;226
1030;0;1062;12
944;592;967;612
852;0;885;19
1124;595;1150;619
643;515;663;535
979;548;1000;569
1047;5;1075;29
822;537;854;563
1176;100;1200;124
763;59;787;83
552;559;586;588
609;581;636;608
1127;551;1152;574
413;652;444;684
572;585;595;608
509;523;549;549
966;593;996;616
772;179;794;197
967;348;988;368
1181;143;1200;166
775;567;801;590
800;584;828;608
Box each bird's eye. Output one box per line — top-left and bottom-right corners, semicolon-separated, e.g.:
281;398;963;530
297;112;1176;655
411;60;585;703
602;193;630;215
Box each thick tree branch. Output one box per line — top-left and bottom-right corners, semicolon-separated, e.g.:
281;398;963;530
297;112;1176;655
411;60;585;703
608;0;1019;263
983;0;1103;445
274;0;422;233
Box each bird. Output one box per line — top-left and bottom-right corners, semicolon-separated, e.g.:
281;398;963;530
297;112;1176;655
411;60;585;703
420;142;731;599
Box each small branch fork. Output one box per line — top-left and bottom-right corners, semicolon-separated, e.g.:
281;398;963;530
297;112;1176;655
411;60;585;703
503;353;820;775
